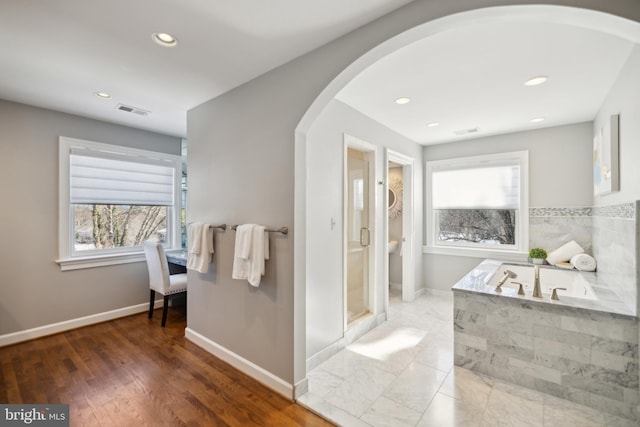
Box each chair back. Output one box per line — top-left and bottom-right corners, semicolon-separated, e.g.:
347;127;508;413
143;241;171;294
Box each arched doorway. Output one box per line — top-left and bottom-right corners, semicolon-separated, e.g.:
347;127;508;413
295;2;640;400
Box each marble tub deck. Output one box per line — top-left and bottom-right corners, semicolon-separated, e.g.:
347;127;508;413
298;289;637;426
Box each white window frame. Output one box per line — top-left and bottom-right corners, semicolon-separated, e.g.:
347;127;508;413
424;151;529;261
57;136;182;271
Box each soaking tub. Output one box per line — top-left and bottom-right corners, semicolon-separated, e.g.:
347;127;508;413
452;259;632;316
451;259;639;421
487;263;597;301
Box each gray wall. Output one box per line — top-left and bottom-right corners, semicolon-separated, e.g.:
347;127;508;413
422;122;594;291
0;99;181;336
186;65;305;384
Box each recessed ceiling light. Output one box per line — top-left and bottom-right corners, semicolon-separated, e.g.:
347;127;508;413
152;32;178;47
95;92;112;99
530;117;545;123
395;97;411;105
524;75;548;86
426;122;440;127
454;127;478;135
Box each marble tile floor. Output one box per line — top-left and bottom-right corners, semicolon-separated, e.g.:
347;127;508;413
298;289;637;427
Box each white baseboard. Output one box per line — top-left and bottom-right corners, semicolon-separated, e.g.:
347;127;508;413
307;312;386;372
424;288;453;298
185;327;295;400
307;338;347;372
0;299;164;347
293;377;309;400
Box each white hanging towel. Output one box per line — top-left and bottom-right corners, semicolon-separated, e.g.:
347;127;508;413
187;222;214;273
232;224;255;281
247;225;269;287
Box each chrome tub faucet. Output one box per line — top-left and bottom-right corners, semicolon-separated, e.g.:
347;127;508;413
495;269;517;292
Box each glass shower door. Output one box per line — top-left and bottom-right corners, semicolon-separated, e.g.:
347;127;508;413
346;148;370;325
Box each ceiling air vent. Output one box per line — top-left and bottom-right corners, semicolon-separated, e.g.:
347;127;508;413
116;104;150;116
453;127;478;135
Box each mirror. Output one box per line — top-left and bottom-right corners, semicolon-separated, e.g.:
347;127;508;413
388;175;403;219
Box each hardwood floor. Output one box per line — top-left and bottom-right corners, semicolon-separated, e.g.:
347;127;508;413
0;307;333;427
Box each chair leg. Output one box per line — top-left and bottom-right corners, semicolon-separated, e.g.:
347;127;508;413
148;290;156;318
161;295;170;327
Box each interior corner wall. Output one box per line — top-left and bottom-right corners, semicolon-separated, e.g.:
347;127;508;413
305;99;423;359
422;122;594;291
0;99;181;337
592;44;640;316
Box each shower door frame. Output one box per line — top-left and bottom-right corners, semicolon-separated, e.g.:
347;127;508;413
343;134;378;331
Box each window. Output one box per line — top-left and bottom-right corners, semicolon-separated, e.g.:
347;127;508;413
58;137;182;270
425;151;528;259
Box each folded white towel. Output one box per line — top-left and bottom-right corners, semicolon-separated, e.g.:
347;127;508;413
232;224;255;280
187;223;214;273
546;240;584;266
570;253;597;272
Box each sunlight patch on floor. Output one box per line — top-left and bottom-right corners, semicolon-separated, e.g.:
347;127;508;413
348;328;424;361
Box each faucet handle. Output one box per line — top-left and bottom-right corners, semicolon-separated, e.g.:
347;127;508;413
551;287;567;300
511;282;526;296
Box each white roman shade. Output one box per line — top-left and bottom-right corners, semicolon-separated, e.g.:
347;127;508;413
70;148;175;206
432;162;521;210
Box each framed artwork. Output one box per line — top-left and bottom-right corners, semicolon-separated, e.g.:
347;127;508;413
593;114;619;196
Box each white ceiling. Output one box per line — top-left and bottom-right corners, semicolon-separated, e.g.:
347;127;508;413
337;20;636;145
1;2;636;143
0;0;413;137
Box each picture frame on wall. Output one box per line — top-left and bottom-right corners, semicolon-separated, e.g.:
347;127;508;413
593;114;619;196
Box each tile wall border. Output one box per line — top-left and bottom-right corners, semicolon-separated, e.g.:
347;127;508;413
530;202;635;219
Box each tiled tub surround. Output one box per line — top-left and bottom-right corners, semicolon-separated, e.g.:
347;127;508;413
452;260;639;421
592;201;638;315
529;207;593;255
530;202;638;315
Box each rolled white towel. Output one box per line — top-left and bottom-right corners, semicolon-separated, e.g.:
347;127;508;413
570;253;597;272
546;240;584;266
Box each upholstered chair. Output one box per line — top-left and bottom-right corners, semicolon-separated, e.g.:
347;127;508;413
142;241;188;326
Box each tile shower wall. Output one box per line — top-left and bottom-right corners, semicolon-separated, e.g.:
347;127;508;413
453;291;639;421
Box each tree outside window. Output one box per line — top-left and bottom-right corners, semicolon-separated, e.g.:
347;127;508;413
74;205;167;251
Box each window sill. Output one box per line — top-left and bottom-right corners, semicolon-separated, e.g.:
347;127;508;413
57;252;146;271
423;245;528;262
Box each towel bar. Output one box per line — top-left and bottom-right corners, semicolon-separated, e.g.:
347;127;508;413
188;223;226;230
230;225;288;235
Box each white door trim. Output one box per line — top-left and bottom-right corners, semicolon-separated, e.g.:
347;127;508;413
386;149;415;305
